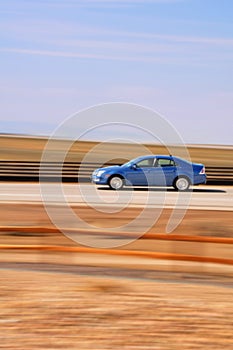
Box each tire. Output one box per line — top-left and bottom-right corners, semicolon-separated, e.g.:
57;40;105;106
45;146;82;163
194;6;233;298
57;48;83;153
173;176;190;191
108;176;124;190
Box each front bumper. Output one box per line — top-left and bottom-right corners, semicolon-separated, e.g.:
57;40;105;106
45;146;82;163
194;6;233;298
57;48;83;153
91;175;108;185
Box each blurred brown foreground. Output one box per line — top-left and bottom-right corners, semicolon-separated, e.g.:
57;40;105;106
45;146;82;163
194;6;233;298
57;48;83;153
0;135;233;349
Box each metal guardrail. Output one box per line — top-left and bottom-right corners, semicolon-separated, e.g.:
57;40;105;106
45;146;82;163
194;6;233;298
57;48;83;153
0;161;97;182
0;161;233;185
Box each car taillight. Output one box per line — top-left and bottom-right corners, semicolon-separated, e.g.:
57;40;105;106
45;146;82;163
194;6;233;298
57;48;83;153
199;167;205;174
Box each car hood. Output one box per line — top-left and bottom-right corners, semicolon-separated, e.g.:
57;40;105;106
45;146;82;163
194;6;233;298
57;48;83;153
95;165;121;172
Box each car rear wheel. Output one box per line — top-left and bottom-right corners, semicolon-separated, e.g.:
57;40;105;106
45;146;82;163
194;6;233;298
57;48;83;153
173;177;190;191
109;176;124;190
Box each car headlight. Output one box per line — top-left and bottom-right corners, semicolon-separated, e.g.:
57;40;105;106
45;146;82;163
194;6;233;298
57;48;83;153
97;170;106;177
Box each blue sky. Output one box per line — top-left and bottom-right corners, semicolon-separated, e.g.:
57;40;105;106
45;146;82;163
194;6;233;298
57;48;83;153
0;0;233;144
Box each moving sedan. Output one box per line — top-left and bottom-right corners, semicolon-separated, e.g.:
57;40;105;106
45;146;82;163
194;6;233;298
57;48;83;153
92;155;206;191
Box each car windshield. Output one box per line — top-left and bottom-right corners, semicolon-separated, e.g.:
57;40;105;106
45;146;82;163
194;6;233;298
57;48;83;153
122;156;147;167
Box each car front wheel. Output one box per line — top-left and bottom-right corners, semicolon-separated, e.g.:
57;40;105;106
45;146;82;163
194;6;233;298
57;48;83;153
108;176;124;190
173;177;190;191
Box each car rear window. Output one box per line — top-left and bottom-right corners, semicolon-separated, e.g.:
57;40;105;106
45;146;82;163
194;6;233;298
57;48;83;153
157;159;175;167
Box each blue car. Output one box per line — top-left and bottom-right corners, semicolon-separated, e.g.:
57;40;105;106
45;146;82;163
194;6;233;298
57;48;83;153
92;155;206;191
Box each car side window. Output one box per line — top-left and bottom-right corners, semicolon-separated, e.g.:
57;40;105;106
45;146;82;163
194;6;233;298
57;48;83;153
136;158;154;167
156;159;175;167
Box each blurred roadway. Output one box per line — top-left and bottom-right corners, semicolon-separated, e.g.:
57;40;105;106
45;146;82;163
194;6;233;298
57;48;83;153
0;183;232;211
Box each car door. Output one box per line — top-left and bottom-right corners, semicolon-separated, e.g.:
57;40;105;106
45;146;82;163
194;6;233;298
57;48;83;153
124;157;156;186
153;158;177;186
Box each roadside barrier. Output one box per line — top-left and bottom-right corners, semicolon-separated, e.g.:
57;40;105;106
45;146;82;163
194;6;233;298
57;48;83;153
0;243;233;265
1;226;233;244
0;161;232;184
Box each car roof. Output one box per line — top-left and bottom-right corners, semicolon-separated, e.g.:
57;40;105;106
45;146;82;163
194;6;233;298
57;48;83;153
138;155;172;159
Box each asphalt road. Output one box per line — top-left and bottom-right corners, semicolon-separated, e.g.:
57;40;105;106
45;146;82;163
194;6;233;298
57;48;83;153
0;182;232;210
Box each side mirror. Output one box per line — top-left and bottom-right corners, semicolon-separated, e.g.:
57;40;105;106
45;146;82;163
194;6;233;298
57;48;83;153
131;164;137;170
